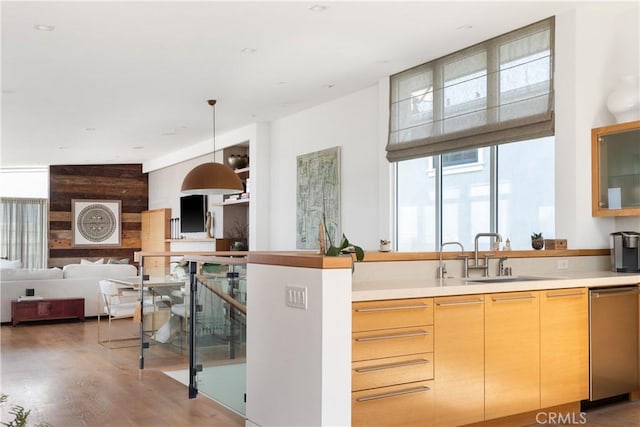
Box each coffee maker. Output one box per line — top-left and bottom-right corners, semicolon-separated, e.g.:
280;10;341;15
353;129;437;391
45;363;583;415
610;231;640;272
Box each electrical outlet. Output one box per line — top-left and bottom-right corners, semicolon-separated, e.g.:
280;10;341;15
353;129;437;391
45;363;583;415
286;286;307;310
557;259;569;270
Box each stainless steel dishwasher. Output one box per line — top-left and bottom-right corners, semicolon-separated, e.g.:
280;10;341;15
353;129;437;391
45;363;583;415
589;286;639;401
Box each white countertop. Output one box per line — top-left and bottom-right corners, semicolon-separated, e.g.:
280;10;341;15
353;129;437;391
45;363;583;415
352;271;640;301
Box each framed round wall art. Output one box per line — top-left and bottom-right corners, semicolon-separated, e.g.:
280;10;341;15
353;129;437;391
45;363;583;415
72;199;121;247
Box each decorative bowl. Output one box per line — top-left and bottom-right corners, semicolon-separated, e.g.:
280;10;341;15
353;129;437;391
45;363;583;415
228;154;248;169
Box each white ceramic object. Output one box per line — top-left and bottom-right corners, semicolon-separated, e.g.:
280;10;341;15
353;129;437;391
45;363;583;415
606;75;640;123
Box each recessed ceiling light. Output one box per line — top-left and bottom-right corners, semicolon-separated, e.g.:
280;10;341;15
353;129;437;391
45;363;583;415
132;146;145;150
161;132;176;136
456;24;473;30
241;47;257;54
58;146;68;150
326;84;335;89
308;4;327;12
85;127;96;132
34;24;55;31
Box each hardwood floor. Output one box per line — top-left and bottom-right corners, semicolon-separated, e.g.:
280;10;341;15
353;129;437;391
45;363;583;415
2;318;639;426
0;318;244;427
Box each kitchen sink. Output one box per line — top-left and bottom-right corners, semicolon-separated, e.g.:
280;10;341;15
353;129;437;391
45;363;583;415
464;275;555;284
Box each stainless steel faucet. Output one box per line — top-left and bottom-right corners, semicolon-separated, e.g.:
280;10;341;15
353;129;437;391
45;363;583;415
438;241;464;278
466;233;502;277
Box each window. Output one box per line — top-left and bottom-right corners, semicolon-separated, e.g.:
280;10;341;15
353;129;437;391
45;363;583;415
396;137;554;251
442;149;478;167
387;17;554;161
391;18;555;251
0;198;49;268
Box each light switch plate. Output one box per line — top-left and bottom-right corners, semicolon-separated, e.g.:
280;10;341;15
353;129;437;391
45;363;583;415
286;286;307;310
557;259;569;270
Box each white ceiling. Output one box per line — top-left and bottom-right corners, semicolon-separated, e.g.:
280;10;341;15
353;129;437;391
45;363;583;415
1;1;588;169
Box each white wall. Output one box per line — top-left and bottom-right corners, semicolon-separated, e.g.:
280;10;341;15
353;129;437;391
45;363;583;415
246;264;352;427
268;87;380;250
554;3;640;248
147;2;639;252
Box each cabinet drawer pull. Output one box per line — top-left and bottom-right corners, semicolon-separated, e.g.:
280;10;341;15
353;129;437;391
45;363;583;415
491;295;535;303
355;330;429;342
355;358;430;373
356;386;430;402
546;291;585;298
355;303;428;313
436;298;484;306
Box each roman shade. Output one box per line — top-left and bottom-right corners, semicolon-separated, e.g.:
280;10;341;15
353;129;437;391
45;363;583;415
387;17;555;162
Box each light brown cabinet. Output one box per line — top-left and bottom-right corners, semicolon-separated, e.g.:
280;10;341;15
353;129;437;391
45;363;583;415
433;295;485;426
353;289;590;425
591;120;640;216
540;288;589;407
484;291;540;420
141;208;171;277
352;298;434;427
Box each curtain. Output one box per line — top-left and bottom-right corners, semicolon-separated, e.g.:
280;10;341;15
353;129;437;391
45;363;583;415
0;198;48;268
387;17;554;162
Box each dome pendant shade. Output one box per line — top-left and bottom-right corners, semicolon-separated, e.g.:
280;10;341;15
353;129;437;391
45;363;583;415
181;99;244;195
181;162;243;195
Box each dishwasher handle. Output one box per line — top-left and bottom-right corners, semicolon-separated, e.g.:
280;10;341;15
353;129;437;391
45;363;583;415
590;287;640;298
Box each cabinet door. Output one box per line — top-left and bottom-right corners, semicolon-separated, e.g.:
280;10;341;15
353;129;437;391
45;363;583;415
434;295;484;426
352;380;433;427
353;298;433;332
591;120;640;216
352;325;433;361
141;209;170;276
485;291;540;420
540;288;589;407
353;353;433;392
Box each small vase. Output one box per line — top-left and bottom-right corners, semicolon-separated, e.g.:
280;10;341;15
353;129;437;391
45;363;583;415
531;239;544;250
606;75;640;123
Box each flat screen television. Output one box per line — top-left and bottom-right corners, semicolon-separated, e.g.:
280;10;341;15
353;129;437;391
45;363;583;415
180;195;208;233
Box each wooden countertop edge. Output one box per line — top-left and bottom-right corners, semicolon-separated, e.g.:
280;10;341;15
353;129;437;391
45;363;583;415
360;248;609;261
247;252;353;269
135;249;609;267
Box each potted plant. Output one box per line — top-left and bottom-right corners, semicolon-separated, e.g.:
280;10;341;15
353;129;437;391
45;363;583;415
319;217;364;261
531;232;544;250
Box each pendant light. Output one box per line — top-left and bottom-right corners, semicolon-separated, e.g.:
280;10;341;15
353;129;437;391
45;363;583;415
181;99;244;195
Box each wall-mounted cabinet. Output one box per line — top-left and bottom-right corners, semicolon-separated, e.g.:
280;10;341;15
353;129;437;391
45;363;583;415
592;120;640;216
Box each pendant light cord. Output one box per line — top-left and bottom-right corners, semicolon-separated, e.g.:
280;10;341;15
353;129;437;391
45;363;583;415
208;99;217;161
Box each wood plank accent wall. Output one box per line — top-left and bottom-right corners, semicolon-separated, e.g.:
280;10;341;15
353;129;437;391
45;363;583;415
48;164;148;268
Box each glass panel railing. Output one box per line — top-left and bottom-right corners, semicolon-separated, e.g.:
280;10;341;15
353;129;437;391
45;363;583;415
138;254;190;368
188;256;247;416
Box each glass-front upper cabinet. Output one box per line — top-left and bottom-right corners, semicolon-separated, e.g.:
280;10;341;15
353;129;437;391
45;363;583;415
592;120;640;216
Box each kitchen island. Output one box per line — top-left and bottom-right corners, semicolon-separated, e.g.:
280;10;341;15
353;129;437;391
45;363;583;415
246;251;639;427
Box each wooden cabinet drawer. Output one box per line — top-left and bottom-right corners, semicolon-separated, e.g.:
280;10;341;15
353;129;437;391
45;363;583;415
353;325;433;361
353;353;433;392
352;380;434;427
353;298;433;332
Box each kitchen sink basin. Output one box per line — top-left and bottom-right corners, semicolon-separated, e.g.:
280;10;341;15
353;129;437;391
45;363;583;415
464;275;555;284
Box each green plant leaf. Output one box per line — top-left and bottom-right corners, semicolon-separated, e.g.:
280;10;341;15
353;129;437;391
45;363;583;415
339;234;350;250
326;245;341;256
353;245;365;262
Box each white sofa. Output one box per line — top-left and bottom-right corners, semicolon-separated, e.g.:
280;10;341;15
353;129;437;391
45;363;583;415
0;263;138;323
